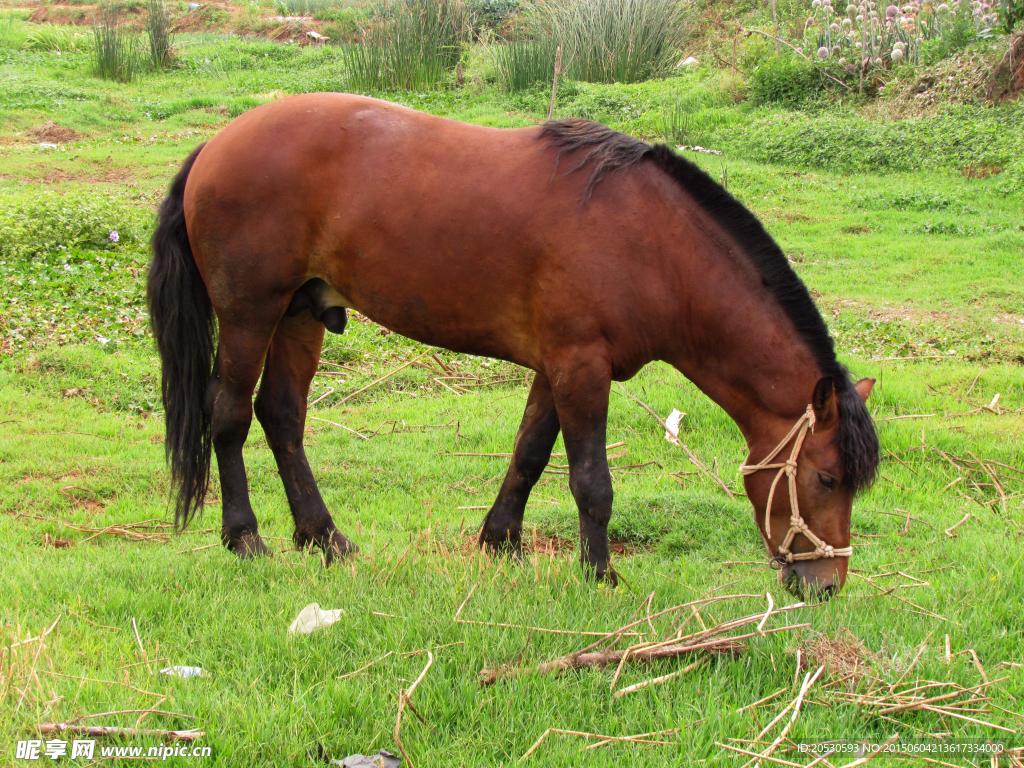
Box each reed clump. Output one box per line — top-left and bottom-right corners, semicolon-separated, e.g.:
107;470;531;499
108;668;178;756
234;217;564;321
345;0;471;91
92;4;144;82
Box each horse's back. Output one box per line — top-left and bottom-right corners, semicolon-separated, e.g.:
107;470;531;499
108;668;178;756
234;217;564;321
183;93;681;371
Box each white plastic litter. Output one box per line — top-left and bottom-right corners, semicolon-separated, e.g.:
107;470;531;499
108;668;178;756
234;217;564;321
334;750;401;768
664;409;685;445
288;603;345;635
160;666;203;678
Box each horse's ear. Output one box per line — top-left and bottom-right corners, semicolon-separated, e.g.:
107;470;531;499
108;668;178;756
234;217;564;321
812;376;836;423
854;377;875;402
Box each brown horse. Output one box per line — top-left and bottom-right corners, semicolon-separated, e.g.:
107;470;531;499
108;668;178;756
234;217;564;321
148;93;878;598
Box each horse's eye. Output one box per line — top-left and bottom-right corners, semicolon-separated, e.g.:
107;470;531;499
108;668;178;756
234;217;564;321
818;473;836;490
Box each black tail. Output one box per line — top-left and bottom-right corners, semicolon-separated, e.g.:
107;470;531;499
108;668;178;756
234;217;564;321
148;143;212;529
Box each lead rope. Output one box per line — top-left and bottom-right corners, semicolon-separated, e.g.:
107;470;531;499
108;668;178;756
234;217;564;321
740;405;853;566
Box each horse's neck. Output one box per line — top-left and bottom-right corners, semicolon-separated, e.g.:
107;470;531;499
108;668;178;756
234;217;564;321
668;279;822;446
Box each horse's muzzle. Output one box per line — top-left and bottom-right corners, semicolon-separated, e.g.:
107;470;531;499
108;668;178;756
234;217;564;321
781;560;845;601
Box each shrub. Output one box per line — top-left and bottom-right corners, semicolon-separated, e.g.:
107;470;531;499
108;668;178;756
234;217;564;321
146;0;174;68
344;0;470;90
748;54;824;106
93;5;144;82
0;189;150;261
530;0;684;84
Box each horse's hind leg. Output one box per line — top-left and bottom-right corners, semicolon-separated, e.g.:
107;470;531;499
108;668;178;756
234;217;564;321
479;372;560;558
253;309;356;563
208;321;276;558
546;352;616;584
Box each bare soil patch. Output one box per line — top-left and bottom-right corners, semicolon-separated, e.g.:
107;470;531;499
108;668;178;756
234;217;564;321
29;121;81;144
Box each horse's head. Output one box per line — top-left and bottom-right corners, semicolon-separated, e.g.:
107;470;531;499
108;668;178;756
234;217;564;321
743;376;876;601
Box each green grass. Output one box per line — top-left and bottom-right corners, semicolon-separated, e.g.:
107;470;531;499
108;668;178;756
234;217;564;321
1;25;1024;768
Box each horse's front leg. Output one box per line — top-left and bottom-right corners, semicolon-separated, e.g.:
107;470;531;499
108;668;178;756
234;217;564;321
548;352;616;584
479;372;560;558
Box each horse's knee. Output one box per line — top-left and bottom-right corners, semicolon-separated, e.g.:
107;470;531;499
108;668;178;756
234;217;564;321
570;473;613;525
207;382;253;447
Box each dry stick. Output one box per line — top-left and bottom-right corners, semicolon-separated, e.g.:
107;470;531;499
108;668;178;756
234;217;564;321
757;592;775;635
337;651;394;680
889;642;928;692
944;513;971;537
966;648;989;684
67;709;195;724
944;634;951;665
547;45;562;121
744;28;851;90
612;658;705;699
14;633;48;713
833;734;901;768
964;369;983;397
715;742;804;767
453;584;641;638
401;641;464;658
576;594;763;655
682;444;736;499
338;352;430;407
737;687;789;714
39;671;165;698
309;416;369;441
175;543;219;555
482;624;809;685
69;611;122;632
37;723;203;741
134;696;168;729
131;617;145;658
5;615;62;652
875;414;936;422
393;651;433;768
520;729;675;763
742;665;825;768
584;727;680;750
308;387;334;406
875;678;1005;715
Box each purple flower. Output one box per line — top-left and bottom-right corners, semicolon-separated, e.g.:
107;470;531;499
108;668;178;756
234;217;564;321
109;230;119;243
886;4;899;15
818;46;830;58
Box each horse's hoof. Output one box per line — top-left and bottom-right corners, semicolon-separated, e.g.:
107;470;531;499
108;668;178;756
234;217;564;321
479;534;522;562
296;529;357;565
229;534;269;559
584;563;618;587
324;530;358;565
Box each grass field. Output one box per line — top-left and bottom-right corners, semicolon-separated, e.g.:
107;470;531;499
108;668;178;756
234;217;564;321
2;13;1024;768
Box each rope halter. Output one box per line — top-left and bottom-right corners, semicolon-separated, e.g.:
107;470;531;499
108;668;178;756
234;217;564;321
740;405;853;567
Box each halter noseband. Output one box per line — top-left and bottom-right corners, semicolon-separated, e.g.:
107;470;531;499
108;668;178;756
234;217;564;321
740;405;853;567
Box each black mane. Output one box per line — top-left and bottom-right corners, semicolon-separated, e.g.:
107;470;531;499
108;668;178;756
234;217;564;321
538;119;879;491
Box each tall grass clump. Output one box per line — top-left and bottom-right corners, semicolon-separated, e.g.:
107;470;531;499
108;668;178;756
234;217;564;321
93;5;144;82
530;0;683;84
344;0;470;90
492;37;557;90
664;82;749;146
21;24;91;52
146;0;174;68
0;10;27;49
